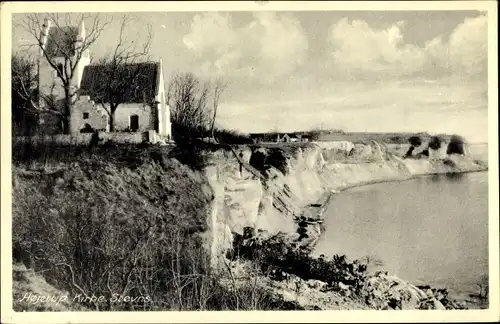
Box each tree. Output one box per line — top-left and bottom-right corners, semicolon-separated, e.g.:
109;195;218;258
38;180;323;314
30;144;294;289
167;72;226;144
11;55;39;135
17;13;111;134
210;78;227;139
82;15;152;132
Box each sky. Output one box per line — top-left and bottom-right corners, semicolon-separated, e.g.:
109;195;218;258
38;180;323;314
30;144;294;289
12;10;489;143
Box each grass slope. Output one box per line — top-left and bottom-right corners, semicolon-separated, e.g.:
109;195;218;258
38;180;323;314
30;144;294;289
12;142;301;311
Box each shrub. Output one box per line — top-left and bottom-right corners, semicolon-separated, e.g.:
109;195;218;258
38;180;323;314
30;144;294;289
308;129;322;141
390;136;402;144
248;148;289;177
249;149;268;174
230;229;368;295
169;141;208;170
265;148;289;175
214;128;253;145
408;136;422;147
429;136;442;150
447;134;465;155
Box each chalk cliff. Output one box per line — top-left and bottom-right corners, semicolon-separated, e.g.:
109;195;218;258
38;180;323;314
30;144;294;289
202;140;487;310
204;141;488;263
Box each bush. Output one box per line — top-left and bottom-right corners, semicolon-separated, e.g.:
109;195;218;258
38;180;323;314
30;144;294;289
265;148;289;175
429;136;442;150
248;148;289;177
169;141;209;170
214;128;253;145
408;136;422;147
11;137;177;171
249;149;267;174
447;134;465;155
390;136;402;144
230;229;368;295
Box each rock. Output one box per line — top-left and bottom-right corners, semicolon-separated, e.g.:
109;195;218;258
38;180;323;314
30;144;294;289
401;296;420;310
307;279;326;290
338;282;350;290
361;273;429;310
156;140;167;146
433;298;446;310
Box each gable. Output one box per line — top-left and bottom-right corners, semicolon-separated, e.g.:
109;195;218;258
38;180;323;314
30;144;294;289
79;62;160;104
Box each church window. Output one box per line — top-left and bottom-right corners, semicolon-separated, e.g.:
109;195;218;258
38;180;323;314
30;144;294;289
83;112;89;119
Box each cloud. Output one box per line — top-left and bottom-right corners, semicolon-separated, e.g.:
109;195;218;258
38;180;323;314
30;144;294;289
217;78;488;142
328;18;426;76
448;14;487;77
182;12;308;80
327;14;488;80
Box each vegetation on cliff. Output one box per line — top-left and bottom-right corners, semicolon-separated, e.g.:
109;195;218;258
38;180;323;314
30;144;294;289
11;137;487;311
12;142;298;311
228;227;469;310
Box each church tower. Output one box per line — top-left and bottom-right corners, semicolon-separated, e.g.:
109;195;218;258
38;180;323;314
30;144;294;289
38;18;90;110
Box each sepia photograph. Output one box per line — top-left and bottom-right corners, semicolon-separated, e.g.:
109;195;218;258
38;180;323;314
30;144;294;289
1;1;498;323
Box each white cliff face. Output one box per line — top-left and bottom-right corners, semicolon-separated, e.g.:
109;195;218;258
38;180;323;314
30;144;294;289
204;141;488;265
204;164;232;268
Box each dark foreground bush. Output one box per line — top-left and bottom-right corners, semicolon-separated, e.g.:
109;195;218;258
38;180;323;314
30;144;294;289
11;138;175;170
214;128;253;145
230;229;369;295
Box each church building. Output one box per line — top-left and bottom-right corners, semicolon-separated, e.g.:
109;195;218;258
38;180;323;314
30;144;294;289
37;18;172;138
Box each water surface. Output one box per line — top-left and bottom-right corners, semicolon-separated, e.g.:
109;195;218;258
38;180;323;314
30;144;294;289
314;171;488;301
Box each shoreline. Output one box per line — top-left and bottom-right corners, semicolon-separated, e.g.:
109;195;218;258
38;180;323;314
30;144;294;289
303;166;488;251
298;166;488;308
332;167;488;194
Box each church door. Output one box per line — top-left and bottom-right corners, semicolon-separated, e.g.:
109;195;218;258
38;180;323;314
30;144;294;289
130;115;139;132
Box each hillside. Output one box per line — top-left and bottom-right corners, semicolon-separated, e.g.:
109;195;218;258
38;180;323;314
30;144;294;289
11;141;302;311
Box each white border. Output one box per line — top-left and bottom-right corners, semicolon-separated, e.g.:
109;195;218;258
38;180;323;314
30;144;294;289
1;1;498;323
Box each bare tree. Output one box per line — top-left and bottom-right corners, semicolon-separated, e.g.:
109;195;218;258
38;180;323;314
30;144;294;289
82;15;153;132
167;72;221;143
11;54;40;135
17;13;111;134
11;53;63;127
210;78;227;139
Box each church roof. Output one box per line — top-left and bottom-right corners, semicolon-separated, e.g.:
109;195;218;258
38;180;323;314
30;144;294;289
79;62;161;104
44;26;78;57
